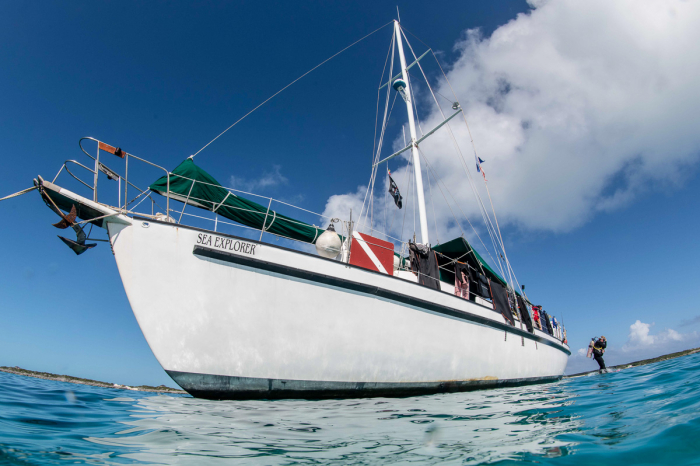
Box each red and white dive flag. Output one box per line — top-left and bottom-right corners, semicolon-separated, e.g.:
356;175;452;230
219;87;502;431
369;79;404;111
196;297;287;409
349;231;394;276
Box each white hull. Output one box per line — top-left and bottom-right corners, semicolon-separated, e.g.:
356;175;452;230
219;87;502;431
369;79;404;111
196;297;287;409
104;215;569;399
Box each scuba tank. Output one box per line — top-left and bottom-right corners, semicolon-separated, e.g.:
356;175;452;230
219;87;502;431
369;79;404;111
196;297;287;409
586;338;595;358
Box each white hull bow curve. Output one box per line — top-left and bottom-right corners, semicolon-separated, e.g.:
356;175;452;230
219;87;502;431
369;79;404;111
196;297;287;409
106;215;569;399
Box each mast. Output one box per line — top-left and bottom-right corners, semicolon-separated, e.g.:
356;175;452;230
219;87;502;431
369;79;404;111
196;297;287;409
394;20;430;245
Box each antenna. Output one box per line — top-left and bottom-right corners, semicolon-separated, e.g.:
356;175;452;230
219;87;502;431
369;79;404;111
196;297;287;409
396;6;401;22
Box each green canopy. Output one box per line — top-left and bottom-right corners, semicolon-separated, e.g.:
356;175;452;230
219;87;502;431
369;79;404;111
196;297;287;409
433;236;519;294
149;158;325;244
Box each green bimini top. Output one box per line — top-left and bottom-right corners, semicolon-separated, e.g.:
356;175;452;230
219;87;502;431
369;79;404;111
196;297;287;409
433;236;519;295
149;158;325;244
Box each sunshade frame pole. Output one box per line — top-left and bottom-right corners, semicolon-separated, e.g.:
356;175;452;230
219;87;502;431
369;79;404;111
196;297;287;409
260;198;272;241
178;181;196;224
395;20;429;245
93;145;100;203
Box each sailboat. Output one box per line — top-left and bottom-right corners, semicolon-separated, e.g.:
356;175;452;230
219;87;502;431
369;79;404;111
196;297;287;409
17;20;569;399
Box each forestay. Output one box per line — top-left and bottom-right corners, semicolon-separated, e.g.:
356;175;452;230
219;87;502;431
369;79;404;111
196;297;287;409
150;159;325;244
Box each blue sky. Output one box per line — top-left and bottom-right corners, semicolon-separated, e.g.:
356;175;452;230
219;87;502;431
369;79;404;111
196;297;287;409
1;0;699;386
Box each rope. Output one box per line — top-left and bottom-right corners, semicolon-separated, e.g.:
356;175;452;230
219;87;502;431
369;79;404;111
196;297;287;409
417;147;487;276
192;21;393;158
370;36;394;232
359;34;395;232
429;49;512;279
399;32;506;277
426;167;439;245
400;27;505;273
0;186;37;202
400;153;414;243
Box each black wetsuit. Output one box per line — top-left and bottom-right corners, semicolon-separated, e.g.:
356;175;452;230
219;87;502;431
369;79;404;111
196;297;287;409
593;339;607;372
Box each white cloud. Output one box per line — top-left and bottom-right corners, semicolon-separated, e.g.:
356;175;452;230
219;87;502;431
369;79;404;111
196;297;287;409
666;328;683;342
624;320;656;349
622;319;698;352
328;0;700;240
230;165;288;193
321;185;367;223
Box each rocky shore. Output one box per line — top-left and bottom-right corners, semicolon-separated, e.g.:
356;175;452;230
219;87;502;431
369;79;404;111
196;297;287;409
3;346;699;393
565;347;700;378
0;366;186;394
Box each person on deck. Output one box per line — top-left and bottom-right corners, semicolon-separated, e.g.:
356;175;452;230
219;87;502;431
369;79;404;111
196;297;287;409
592;336;607;373
532;306;542;330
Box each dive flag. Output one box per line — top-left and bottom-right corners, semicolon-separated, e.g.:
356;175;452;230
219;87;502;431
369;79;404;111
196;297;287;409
388;171;403;209
476;157;487;180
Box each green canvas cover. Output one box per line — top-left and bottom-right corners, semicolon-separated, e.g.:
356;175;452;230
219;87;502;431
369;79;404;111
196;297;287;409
433;236;518;294
149;158;325;244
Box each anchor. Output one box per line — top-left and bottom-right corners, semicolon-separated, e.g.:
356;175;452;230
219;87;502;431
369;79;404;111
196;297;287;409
41;191;97;255
57;222;96;255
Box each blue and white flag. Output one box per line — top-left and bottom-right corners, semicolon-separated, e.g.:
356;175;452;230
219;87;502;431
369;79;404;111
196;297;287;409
476;157;487;180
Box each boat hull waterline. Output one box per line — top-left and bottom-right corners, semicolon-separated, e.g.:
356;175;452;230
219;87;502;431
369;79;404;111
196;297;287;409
103;212;568;399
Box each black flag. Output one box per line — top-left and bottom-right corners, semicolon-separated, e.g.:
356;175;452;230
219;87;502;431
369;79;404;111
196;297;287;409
388;171;403;209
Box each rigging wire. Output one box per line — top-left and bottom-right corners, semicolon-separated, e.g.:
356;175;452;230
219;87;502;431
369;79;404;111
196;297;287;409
426;48;518;287
417;147;487;276
361;91;397;231
426;49;510;274
426;168;439;245
412;153;416;238
400;29;506;275
370;92;399;229
404;74;442;247
191;21;394;159
358;34;395;232
371;34;394;219
383;164;392;235
400;152;414;245
413;49;509;282
387;127;412;235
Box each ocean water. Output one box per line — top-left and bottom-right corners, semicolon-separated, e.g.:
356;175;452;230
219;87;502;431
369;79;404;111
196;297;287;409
1;354;699;465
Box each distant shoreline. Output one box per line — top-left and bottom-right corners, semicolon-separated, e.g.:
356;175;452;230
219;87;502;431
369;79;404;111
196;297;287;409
564;347;700;378
3;347;699;394
0;366;186;394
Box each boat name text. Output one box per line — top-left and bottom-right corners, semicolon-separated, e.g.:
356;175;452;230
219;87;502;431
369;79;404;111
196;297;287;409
197;234;256;255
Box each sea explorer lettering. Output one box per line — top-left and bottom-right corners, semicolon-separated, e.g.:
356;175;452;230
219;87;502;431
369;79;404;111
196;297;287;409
196;233;256;255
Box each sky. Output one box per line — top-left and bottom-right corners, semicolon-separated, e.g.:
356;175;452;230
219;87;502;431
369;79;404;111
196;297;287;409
1;0;699;387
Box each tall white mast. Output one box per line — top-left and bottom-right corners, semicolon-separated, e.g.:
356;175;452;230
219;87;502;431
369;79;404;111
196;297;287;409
394;20;430;245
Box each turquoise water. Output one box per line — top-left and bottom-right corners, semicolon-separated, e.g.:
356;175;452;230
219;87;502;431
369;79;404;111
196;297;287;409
1;353;700;465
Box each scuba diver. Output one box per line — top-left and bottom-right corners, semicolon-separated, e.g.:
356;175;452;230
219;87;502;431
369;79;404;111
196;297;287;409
592;336;607;373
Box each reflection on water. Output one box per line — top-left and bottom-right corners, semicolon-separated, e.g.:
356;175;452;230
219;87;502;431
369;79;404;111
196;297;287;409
84;383;580;464
2;352;700;465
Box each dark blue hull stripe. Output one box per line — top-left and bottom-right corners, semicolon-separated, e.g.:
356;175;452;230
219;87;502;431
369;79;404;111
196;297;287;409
167;370;563;400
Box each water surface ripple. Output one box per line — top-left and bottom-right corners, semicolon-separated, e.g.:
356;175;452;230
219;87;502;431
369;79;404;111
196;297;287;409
1;353;699;465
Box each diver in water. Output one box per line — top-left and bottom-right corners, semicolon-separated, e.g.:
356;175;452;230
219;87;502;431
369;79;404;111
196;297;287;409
592;336;607;373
